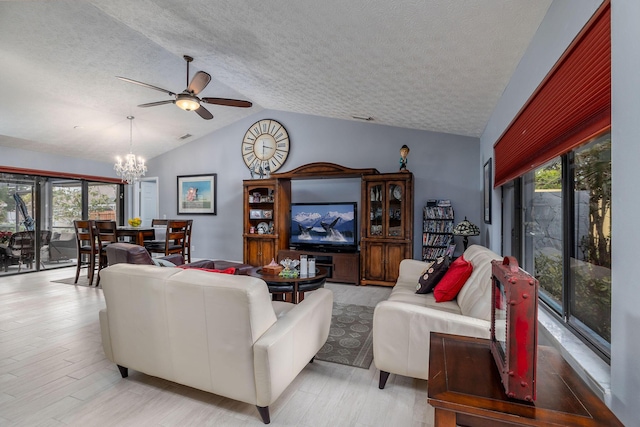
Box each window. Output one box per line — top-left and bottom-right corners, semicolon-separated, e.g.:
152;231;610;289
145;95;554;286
0;172;123;276
515;132;611;360
523;157;563;314
570;136;611;347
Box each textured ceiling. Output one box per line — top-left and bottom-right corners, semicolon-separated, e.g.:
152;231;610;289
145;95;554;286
0;0;551;164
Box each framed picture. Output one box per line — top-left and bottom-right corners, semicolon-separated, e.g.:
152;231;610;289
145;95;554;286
177;174;217;215
249;209;263;219
484;159;492;224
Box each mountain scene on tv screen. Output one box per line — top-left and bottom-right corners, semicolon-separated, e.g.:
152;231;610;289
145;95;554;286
291;208;355;244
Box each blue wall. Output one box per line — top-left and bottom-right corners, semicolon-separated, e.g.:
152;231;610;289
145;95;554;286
481;1;640;424
147;110;480;261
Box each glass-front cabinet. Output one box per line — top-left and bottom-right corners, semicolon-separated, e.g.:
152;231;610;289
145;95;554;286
361;173;413;286
364;180;408;239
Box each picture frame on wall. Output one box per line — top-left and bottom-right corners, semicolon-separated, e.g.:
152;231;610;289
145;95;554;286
484;159;492;224
177;173;217;215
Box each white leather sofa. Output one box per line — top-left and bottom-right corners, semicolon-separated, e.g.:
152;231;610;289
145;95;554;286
99;264;333;424
373;245;502;388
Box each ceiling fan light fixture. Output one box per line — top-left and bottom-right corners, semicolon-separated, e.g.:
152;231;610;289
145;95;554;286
175;93;200;111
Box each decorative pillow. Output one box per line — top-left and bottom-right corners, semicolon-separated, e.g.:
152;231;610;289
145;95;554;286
178;266;236;275
152;258;177;268
434;255;474;302
416;256;450;294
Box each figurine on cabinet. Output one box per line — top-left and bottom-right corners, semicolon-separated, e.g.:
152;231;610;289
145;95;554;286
399;145;410;172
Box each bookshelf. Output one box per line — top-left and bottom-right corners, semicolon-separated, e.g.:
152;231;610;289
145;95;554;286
422;199;455;262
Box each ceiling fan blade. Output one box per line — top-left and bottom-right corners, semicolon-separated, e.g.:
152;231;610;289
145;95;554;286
117;76;176;96
138;100;175;108
195;105;213;120
201;97;253;108
188;71;211;95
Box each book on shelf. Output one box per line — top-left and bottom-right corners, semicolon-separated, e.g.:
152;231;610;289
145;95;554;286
423;206;454;220
422;233;453;246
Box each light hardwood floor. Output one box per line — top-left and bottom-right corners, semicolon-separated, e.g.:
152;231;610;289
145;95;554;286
0;267;434;426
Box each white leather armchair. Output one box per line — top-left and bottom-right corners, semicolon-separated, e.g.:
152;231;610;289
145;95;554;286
99;264;333;424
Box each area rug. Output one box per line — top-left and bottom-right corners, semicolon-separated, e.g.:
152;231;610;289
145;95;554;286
51;276;97;287
315;302;375;369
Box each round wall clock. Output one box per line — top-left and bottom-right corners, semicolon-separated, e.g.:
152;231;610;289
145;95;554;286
242;119;290;174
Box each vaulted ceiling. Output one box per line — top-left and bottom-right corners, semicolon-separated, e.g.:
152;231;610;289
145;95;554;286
0;0;551;164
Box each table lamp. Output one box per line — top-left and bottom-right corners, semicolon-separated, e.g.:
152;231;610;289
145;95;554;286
452;217;480;250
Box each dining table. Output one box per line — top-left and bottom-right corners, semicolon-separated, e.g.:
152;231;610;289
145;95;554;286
116;226;166;246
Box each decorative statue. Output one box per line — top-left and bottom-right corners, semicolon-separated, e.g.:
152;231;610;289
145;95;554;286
399;144;410;172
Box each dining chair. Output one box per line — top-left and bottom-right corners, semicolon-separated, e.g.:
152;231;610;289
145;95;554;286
95;220;118;285
145;219;188;258
184;219;193;263
151;219;169;227
142;218;169;247
73;220;98;285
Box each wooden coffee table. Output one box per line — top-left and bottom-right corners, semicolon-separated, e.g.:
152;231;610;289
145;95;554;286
427;332;623;427
248;267;327;304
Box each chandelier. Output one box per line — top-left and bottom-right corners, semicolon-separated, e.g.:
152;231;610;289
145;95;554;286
114;116;147;184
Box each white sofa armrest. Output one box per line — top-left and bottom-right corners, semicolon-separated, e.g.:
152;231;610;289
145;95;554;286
253;289;333;406
99;309;114;363
373;300;491;380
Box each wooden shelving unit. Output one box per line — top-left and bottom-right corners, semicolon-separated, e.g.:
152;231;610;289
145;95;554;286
242;179;291;267
243;163;415;286
422;199;454;262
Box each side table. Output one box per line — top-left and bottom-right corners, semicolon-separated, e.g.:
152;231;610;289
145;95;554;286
427;332;623;427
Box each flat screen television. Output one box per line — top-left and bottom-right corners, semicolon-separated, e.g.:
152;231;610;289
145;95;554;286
289;202;358;252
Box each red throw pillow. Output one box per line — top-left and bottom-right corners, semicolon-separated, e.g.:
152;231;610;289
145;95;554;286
178;266;236;275
433;255;473;302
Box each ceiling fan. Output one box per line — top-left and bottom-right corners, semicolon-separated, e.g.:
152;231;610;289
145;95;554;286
117;55;252;120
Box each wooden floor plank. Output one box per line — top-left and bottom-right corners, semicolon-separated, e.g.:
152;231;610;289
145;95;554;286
0;267;434;426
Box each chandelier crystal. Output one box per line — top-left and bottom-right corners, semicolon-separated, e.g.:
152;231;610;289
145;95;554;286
114;116;147;184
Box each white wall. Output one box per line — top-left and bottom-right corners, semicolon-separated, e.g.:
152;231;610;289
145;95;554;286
147;110;480;262
611;0;640;424
481;0;640;424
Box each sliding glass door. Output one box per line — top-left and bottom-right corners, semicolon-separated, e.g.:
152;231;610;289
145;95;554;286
0;172;123;276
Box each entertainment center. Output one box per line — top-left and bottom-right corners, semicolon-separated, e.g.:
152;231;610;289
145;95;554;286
242;162;414;286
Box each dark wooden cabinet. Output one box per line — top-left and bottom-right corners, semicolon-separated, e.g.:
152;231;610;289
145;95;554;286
279;249;360;285
246;237;276;267
243;179;291;267
361;173;413;286
243;164;415;286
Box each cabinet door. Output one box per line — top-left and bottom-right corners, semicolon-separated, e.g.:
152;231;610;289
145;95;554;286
246;238;275;266
363;242;385;281
387;181;406;239
366;182;385;238
259;239;276;266
384;243;407;282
